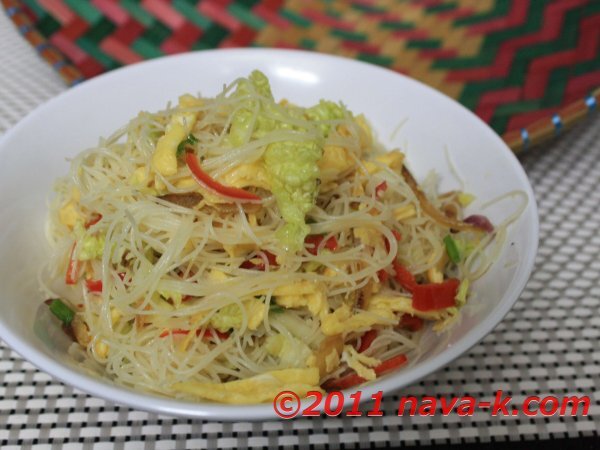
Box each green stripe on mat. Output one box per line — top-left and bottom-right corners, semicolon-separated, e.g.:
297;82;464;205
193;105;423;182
235;0;260;7
194;23;228;48
121;0;156;27
84;17;115;44
228;3;265;29
300;38;316;49
406;39;441;49
131;38;164;59
279;9;311;28
172;0;212;28
426;2;458;14
573;58;600;76
489;99;542;132
351;3;387;14
64;0;102;23
583;1;600;14
140;20;171;46
542;67;570;108
77;37;117;68
380;21;415;31
453;0;511;26
331;29;367;42
459;78;506;110
21;0;46;18
36;13;61;36
495;99;542;115
358;53;393;66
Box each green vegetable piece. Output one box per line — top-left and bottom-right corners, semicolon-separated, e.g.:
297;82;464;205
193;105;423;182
455;279;470;307
303;260;323;273
443;235;461;263
227;70;277;148
210;303;243;332
264;139;322;252
305;100;347;136
176;133;199;158
226;70;323;252
225;71;357;252
49;299;75;325
269;304;285;314
78;234;105;261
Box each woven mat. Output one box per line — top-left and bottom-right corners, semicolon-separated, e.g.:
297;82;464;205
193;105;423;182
3;0;600;153
1;9;599;449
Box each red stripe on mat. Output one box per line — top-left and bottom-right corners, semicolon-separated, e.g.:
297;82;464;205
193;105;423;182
91;0;130;26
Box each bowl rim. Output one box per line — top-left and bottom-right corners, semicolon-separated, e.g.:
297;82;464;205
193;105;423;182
0;47;539;420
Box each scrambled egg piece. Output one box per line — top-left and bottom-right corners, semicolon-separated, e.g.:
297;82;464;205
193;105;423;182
336;114;372;151
223;243;257;259
93;339;109;360
72;315;91;347
318;145;355;184
426;267;444;284
426;251;448;284
320;304;394;336
353;227;381;247
172;368;322;404
321;292;447;336
151;94;202;176
362;150;405;175
175;176;197;189
368;294;447;321
273;281;328;317
393;204;416;221
130;166;149;187
58;187;82;228
309;335;344;376
342;345;381;381
458;192;475;206
355;114;373;150
207;269;228;282
218;161;271;190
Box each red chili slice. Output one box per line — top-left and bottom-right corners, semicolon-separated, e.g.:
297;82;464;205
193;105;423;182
65;244;81;285
384;229;402;253
412;278;460;311
305;235;338;255
392;260;417;292
358;330;378;353
185;153;261;202
85;214;102;228
85;279;102;293
323;354;408;390
398;314;424;332
240;251;278;270
375;181;388;198
377;269;389;283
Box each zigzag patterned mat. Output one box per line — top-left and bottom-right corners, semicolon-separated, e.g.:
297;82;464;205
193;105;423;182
3;0;599;152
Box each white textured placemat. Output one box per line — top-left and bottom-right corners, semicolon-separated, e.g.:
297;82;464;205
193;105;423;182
1;10;599;449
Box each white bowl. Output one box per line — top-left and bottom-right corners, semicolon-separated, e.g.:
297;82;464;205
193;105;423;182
0;49;538;420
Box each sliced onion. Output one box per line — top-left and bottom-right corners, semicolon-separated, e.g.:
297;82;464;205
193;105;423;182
464;214;494;233
400;166;485;233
